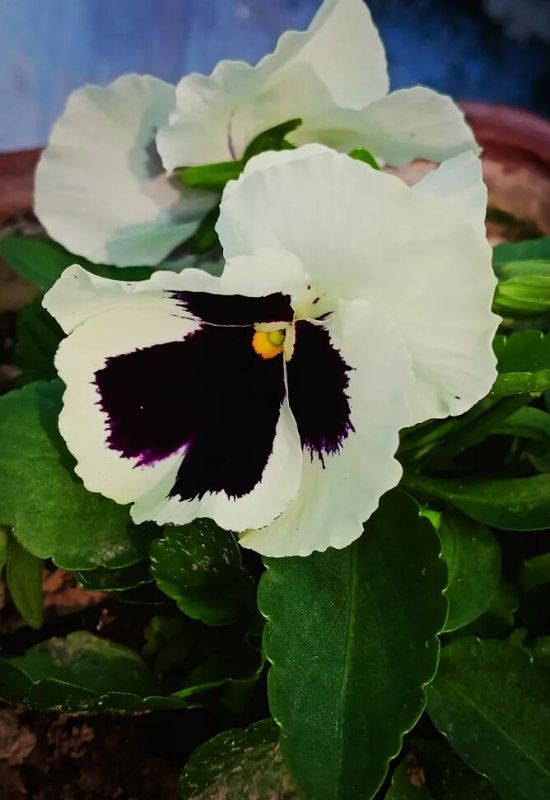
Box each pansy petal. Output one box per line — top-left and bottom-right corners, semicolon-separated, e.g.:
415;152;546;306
35;75;215;267
346;86;479;165
55;307;199;504
213;249;309;303
241;300;414;557
413;152;487;234
260;0;388;108
132;399;302;532
218;146;498;423
43;265;183;334
157;60;263;171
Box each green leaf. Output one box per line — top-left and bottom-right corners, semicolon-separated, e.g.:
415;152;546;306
0;631;190;713
0;237;73;289
529;637;550;668
14;296;63;384
385;739;499;800
0;381;149;570
493;237;550;265
180;719;295;800
438;511;500;632
6;534;43;629
0;526;8;571
517;554;550;635
494;406;550;441
349;147;380;169
493;259;550;318
150;519;255;626
492;331;550;397
451;578;519;640
178;161;243;192
404;471;550;531
519;553;550;593
174;633;264;701
243;118;302;162
427;638;550;800
76;561;154;593
0;237;153;289
183;207;220;254
259;490;448;800
143;615;191;676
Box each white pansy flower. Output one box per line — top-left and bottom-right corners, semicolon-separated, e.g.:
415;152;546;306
157;0;478;169
36;0;478;269
44;146;498;557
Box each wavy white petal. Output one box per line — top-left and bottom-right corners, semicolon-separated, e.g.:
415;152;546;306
35;74;215;267
413;151;487;234
132;400;303;532
55;307;198;503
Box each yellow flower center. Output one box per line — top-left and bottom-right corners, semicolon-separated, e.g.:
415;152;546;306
252;329;286;359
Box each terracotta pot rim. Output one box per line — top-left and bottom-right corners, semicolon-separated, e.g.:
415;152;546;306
459;101;550;166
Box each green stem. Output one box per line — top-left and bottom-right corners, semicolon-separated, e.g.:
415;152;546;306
401;471;454;506
399;401;492;457
416;394;532;469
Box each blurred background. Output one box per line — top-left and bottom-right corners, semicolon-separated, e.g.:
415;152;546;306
0;0;549;152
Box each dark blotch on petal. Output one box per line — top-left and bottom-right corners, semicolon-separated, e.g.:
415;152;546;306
171;291;293;325
287;320;353;461
95;325;285;500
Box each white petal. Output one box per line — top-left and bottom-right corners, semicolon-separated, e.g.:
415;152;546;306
56;307;199;504
218;249;309;299
413;152;487;234
158;0;388;172
241;300;413;557
222;143;329;193
157;61;263;171
218;146;499;423
35;74;215;267
43;265;181;334
132;400;303;532
260;0;388;108
339;87;480;166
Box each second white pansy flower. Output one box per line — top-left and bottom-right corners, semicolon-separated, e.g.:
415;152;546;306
44;147;498;557
35;0;478;269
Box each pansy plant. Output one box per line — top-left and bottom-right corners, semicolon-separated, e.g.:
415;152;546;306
4;4;550;797
44;146;498;557
35;0;478;269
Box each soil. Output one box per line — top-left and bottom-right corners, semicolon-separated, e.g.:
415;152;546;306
0;706;180;800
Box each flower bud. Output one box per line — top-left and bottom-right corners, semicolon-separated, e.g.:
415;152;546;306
493;259;550;318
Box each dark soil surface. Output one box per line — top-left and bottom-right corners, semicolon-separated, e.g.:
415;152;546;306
0;706;181;800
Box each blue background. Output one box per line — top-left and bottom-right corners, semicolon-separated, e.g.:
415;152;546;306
0;0;549;152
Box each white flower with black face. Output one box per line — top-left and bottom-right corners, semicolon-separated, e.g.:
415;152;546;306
35;0;478;269
44;146;498;557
